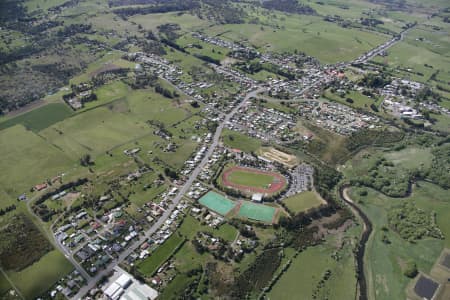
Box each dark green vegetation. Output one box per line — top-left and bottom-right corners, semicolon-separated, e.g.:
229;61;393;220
137;234;185;276
0;0;422;115
388;202;444;242
221;129;262;153
0;0;449;299
350;181;449;300
232;248;282;298
0;103;73;132
0;214;52;271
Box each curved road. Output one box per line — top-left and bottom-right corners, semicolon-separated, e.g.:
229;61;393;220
339;185;373;300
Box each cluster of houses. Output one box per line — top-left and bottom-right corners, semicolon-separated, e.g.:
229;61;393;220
198;147;227;182
191;32;255;55
48;270;85;298
297;100;379;135
187;181;209;200
181;133;212;176
381;78;424;119
190;206;225;228
227;103;297;143
63;83;96;110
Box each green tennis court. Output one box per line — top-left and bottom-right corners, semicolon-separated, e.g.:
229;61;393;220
198;191;236;215
238;201;276;223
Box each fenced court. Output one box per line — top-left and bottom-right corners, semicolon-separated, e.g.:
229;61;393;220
198;191;237;216
237;201;277;223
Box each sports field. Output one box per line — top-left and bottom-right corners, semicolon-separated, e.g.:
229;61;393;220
227;170;274;188
222;166;286;195
198;191;237;216
237;201;276;223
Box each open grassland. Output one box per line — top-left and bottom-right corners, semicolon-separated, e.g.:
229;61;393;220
40;89;197;160
80;81;130;112
138;234;184;276
7;250;73;299
0;271;11;296
0;125;75;197
205;13;388;64
268;234;358;300
349;181;449;300
70;51;135;84
430;113;450;134
323;89;382;111
0;103;73;132
384;147;433;170
24;0;69;12
222;129;262;153
178;214;237;242
372;21;450;89
283;191;325;213
40;107;150;160
158;273;199;300
130;12;210;32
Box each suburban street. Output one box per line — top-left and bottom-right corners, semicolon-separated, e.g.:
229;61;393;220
71;86;264;299
70;31;408;298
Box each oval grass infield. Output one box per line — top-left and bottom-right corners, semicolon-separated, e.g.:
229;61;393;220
221;166;287;195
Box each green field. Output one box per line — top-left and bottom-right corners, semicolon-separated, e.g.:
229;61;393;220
0;103;73;132
179;215;237;242
349;181;449;300
204;13;388;64
323;89;382;111
371;22;450;89
222;129;262;153
237;201;276;223
0;271;11;296
6;250;73;299
283;191;324;213
198;191;237;216
0;125;75;197
226;169;275;189
384;147;433;170
158;273;200;300
137;234;184;276
268;235;358;299
40;106;150;160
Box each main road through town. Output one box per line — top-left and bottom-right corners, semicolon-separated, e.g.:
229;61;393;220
71;87;264;299
71;26;412;298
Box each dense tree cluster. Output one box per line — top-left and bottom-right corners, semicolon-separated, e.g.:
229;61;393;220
0;214;53;271
112;0;199;17
388;202;443;242
231;248;282;298
262;0;317;15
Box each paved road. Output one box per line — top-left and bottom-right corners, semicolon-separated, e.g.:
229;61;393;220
70;27;411;299
354;26;412;65
23;193;91;281
71;87;263;299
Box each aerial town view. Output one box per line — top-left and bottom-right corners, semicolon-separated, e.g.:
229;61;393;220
0;0;449;299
